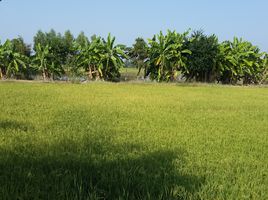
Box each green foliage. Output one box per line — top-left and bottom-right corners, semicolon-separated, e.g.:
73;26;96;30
76;31;89;48
183;30;219;82
0;41;5;78
34;29;73;69
147;30;191;82
77;36;104;80
101;33;128;81
11;36;31;57
61;30;76;73
129;38;149;77
76;33;127;81
217;38;266;84
32;43;59;80
10;37;32;79
263;54;268;83
1;30;268;84
0;40;28;78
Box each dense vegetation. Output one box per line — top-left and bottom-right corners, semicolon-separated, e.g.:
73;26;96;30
0;29;267;84
0;82;267;199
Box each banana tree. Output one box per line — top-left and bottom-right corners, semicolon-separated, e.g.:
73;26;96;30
237;42;265;84
167;31;191;81
217;38;266;84
101;33;128;81
0;40;28;78
32;43;51;80
216;41;238;84
0;41;4;79
77;36;104;80
148;30;190;81
263;54;268;83
147;31;169;81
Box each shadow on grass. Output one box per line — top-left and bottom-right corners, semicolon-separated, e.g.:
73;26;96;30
0;110;204;199
0;120;34;132
0;144;204;199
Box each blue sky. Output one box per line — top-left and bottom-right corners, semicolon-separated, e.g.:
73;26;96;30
0;0;267;51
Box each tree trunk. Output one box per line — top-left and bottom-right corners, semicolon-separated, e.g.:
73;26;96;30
0;68;2;80
170;68;176;82
94;65;100;80
42;69;46;81
95;70;100;80
88;65;93;80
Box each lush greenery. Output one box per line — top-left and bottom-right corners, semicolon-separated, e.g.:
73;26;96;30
76;33;128;81
0;29;267;84
146;30;191;81
0;82;267;199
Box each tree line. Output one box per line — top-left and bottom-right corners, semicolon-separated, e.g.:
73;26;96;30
0;29;267;84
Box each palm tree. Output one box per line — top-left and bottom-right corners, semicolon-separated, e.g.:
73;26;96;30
32;43;51;80
101;33;128;81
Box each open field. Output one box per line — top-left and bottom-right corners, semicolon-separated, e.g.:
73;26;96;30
120;67;141;81
0;82;267;199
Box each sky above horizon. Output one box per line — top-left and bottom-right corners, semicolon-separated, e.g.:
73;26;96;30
0;0;267;51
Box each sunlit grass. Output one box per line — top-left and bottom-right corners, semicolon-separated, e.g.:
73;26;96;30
0;82;267;199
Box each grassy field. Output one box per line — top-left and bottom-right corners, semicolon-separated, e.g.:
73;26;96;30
120;67;142;81
0;82;267;199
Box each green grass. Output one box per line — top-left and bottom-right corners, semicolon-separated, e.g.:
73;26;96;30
120;67;141;81
0;82;267;200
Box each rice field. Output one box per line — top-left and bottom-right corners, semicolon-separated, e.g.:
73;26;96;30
0;82;267;199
